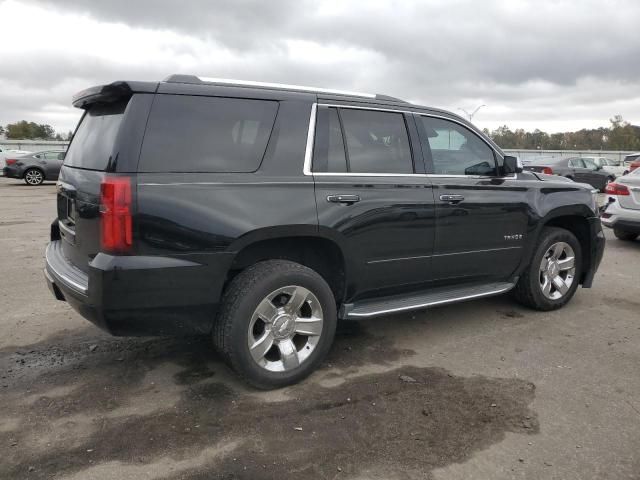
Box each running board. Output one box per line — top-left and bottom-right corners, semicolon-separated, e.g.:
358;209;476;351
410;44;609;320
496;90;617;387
340;281;517;319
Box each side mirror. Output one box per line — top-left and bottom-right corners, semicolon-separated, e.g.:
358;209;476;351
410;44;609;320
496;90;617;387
503;155;523;175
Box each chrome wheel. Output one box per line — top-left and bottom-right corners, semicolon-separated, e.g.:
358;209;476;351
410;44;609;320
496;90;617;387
247;285;323;372
539;242;576;300
25;169;43;185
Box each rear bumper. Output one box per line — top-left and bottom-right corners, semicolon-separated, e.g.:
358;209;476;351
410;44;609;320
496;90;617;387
581;217;605;288
2;166;21;178
44;240;234;336
601;201;640;232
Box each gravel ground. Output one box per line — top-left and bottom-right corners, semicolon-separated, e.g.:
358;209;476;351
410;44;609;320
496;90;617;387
0;177;639;480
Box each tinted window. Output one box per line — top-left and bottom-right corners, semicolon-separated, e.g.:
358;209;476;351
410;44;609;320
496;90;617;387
64;101;127;170
420;116;496;175
339;109;413;174
139;95;278;173
312;107;347;172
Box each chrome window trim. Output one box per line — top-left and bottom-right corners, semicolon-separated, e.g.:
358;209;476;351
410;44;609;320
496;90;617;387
302;102;513;179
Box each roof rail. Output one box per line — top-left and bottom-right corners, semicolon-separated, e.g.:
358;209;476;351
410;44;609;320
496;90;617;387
163;74;405;101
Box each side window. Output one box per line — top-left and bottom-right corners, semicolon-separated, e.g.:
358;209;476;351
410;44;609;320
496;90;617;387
419;116;496;175
568;158;583;168
312;107;347;172
139;95;278;173
583;158;598;170
339;109;413;174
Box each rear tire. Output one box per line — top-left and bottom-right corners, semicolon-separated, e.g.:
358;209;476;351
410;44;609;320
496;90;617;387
613;229;638;241
213;260;337;389
24;168;44;186
512;227;582;311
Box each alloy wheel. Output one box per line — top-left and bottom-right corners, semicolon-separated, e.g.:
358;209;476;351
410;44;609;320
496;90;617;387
539;242;576;300
247;285;324;372
25;170;43;185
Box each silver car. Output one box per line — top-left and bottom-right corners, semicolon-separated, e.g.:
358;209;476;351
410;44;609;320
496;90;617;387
2;150;65;185
602;168;640;241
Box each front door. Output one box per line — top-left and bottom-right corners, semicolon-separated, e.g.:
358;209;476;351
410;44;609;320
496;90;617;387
415;114;530;284
311;104;436;301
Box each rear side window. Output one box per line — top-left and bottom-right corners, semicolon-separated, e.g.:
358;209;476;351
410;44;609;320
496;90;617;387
139;95;278;173
64;101;127;170
312;107;347;172
341;109;413;174
312;107;413;174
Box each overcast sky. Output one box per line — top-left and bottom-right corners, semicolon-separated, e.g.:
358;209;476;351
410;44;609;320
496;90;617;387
1;0;639;134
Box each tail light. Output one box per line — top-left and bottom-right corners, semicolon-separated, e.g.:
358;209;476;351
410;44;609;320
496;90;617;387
541;167;553;175
5;159;17;166
100;176;133;253
604;182;630;196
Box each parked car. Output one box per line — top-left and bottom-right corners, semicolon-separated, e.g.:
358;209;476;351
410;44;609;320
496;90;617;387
3;150;66;185
624;153;640;174
522;156;612;191
0;145;32;170
583;156;627;177
602;168;640;241
44;76;605;389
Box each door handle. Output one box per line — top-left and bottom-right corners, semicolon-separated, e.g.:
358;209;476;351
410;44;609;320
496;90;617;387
439;194;465;204
327;194;360;204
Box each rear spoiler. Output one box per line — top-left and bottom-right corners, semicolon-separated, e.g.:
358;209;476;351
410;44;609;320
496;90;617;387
72;81;158;109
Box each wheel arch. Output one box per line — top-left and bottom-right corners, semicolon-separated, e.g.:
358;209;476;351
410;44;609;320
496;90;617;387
226;227;350;303
535;208;594;284
23;166;45;179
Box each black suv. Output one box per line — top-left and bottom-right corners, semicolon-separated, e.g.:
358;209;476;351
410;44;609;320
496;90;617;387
45;75;605;388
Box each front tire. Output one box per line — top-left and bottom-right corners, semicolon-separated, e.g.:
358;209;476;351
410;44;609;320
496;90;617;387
24;168;44;185
213;260;337;389
613;228;638;241
512;227;582;311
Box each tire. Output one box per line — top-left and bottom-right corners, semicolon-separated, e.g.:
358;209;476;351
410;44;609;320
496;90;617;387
512;227;582;311
613;229;638;241
213;260;337;389
24;168;44;186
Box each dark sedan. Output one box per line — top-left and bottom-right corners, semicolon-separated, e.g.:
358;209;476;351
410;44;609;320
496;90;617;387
3;150;65;185
522;156;612;191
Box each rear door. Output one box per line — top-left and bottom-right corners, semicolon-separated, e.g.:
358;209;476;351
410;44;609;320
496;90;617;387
312;104;436;300
56;94;152;272
568;158;593;184
415;114;530;283
43;151;63;179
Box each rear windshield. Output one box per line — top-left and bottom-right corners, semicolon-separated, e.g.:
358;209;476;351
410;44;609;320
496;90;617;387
138;95;278;173
64;101;127;170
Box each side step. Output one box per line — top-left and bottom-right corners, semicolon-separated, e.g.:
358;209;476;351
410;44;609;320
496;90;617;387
340;281;516;319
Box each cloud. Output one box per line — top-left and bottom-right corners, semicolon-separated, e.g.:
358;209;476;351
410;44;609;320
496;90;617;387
1;0;640;133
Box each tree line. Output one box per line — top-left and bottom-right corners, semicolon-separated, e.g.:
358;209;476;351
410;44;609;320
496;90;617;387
483;115;640;151
0;122;73;141
3;115;640;151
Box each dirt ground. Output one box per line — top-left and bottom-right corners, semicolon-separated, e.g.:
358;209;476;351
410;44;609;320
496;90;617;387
1;177;639;480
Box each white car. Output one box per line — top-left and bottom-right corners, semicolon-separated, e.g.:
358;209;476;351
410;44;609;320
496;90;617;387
602;168;640;241
584;156;628;178
0;145;32;163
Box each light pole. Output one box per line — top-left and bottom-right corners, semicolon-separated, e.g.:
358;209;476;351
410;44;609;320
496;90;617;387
458;104;486;122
